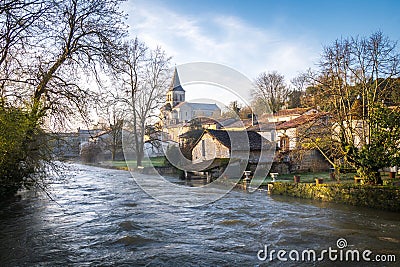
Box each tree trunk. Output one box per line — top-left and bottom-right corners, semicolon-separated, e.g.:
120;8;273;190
111;147;116;161
136;146;143;167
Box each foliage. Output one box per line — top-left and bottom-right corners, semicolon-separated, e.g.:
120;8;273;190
80;142;102;163
288;74;308;108
0;103;48;199
350;105;400;183
287;90;303;108
305;32;400;184
270;182;400;212
0;0;127;198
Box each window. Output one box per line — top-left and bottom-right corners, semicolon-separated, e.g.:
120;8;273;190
201;140;206;157
280;136;290;151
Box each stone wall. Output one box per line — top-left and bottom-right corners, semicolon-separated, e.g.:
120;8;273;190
192;132;230;163
269;182;400;212
291;149;331;172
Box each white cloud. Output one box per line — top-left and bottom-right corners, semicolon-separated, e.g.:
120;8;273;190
125;0;320;95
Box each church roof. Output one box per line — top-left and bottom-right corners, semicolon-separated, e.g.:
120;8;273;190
174;102;220;111
169;67;185;92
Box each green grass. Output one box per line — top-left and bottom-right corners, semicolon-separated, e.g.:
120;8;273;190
277;172;358;183
263;171;396;184
249;172;359;185
106;156;168;168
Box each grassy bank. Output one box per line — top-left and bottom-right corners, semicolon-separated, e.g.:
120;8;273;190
269;182;400;212
249;171;356;187
102;157;168;170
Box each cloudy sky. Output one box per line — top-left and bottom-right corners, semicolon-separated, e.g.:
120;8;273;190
123;0;400;102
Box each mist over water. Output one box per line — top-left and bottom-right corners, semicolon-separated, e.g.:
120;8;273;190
0;163;399;266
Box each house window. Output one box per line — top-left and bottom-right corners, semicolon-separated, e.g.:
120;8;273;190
201;140;206;157
280;136;290;151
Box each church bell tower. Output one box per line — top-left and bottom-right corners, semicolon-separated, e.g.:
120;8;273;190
166;67;185;108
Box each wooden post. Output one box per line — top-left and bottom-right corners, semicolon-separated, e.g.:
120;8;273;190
206;172;211;183
267;183;274;194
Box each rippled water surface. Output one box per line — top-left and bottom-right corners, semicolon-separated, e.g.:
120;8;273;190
0;163;399;266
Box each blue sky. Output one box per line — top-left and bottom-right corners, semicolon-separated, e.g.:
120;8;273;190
124;0;400;101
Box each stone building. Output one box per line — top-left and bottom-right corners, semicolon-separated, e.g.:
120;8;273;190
160;67;221;142
273;112;331;172
161;67;221;126
191;129;272;164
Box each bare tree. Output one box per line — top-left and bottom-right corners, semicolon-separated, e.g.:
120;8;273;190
1;0;126;124
306;31;400;184
0;1;40;66
0;1;47;97
0;0;127;197
96;96;124;161
289;73;308;108
253;71;290;113
111;39;171;167
221;100;242;118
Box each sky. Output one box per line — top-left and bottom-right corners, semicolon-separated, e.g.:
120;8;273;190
123;0;400;103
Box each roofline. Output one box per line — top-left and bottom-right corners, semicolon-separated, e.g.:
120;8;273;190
191;129;268;151
191;129;209;150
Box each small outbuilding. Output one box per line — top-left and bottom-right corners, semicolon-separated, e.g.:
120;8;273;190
192;129;273;164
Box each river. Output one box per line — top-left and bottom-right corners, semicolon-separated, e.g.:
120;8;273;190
0;163;399;266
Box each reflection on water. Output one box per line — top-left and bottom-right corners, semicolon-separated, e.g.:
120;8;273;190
0;163;399;266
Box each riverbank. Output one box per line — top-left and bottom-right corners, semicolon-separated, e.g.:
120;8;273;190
268;182;400;212
80;160;400;212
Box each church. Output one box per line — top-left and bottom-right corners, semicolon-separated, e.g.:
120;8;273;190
161;68;221;126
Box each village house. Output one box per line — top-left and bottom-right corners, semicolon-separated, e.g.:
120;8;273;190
273;112;331;172
192;129;273;165
271;107;319;123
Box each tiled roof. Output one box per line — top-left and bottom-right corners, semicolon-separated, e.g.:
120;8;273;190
218;118;237;127
221;118;253;129
246;122;276;131
274;107;313;117
204;129;271;151
276;112;327;130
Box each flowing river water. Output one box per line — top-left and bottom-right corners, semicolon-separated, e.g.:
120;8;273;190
0;163;399;266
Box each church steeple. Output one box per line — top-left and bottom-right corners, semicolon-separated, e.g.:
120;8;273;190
166;67;185;107
170;67;182;90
